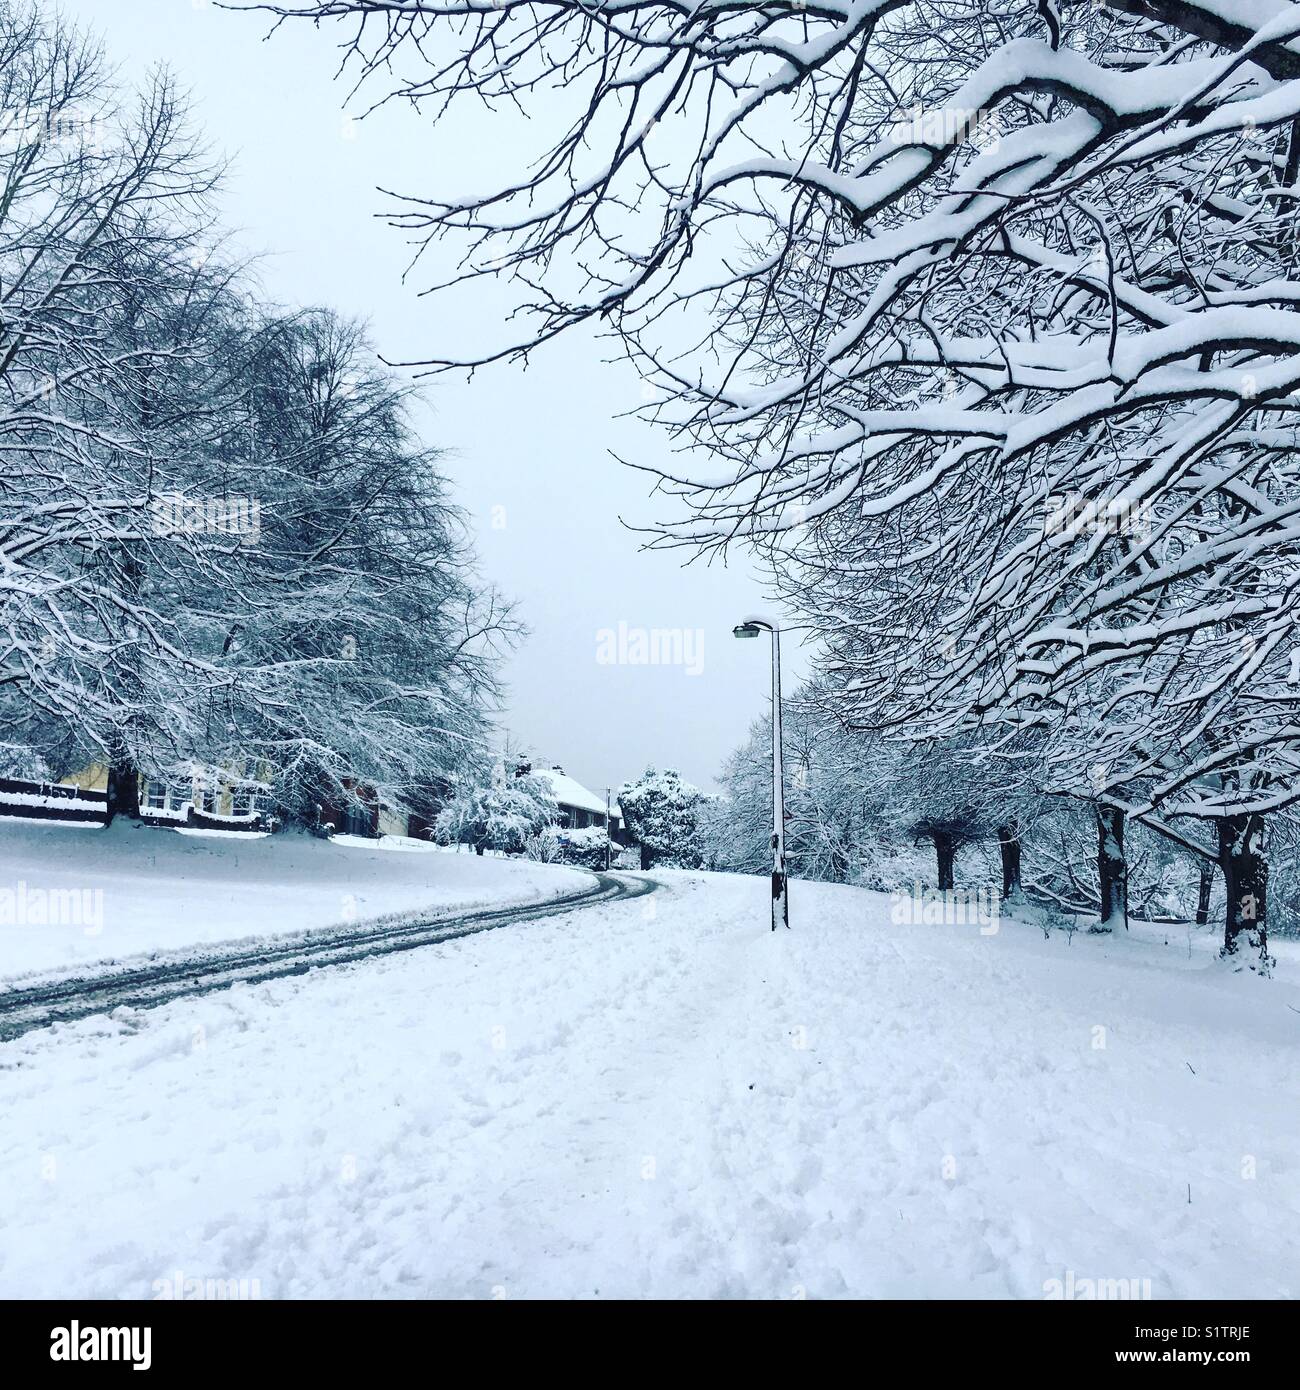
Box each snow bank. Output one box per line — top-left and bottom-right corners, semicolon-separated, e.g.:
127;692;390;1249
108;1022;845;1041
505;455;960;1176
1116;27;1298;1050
0;870;1296;1298
0;821;585;981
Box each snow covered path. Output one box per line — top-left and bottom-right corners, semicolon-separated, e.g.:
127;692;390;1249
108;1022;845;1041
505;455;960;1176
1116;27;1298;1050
1;871;1296;1299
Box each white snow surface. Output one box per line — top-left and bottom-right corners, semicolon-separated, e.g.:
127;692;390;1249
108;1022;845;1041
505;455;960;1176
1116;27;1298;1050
0;821;585;981
1;870;1296;1299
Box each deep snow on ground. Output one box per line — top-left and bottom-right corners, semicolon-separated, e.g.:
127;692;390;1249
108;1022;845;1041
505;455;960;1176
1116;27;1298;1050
0;821;584;980
1;870;1296;1299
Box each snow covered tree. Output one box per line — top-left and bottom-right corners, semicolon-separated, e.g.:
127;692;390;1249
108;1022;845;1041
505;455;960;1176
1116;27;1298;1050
711;695;878;883
435;769;557;855
0;4;227;815
202;307;519;826
0;5;517;829
555;824;621;870
618;767;707;870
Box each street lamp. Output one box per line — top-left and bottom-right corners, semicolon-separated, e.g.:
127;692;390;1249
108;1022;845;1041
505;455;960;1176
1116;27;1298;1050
733;616;789;931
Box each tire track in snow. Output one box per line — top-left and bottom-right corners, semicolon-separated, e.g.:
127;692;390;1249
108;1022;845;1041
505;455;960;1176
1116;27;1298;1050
0;872;657;1042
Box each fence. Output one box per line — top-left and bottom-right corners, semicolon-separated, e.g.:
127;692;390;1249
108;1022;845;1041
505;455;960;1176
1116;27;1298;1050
0;777;108;825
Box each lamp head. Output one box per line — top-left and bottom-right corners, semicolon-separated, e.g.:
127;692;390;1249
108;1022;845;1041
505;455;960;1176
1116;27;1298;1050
732;623;761;639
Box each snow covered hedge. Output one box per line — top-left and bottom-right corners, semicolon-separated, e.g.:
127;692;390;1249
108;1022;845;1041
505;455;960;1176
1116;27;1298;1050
618;768;708;870
553;826;620;870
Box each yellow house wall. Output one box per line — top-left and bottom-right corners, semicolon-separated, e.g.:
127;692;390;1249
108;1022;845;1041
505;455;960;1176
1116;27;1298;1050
59;763;264;816
61;764;109;793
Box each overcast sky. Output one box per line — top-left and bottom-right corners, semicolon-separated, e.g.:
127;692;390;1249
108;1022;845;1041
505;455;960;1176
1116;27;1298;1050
59;0;809;794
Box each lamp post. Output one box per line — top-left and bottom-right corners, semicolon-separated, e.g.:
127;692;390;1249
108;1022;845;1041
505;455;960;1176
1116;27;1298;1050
733;616;789;931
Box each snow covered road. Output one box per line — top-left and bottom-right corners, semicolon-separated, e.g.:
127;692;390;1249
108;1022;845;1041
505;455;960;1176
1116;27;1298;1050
1;871;1297;1299
0;821;585;980
0;873;652;1042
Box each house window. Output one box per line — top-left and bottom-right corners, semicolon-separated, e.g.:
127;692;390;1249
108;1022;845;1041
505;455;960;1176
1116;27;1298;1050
232;789;271;819
144;780;191;813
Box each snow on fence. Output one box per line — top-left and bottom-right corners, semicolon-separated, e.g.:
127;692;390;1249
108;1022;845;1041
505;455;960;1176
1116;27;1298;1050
0;777;108;825
137;802;269;833
186;807;270;834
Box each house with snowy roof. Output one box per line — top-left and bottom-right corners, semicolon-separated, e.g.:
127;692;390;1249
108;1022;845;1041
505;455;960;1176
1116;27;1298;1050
527;765;627;844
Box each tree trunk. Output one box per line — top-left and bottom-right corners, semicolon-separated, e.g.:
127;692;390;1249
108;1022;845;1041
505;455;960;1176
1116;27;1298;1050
1094;804;1128;932
1194;859;1214;927
105;749;140;824
1217;813;1271;972
105;541;146;826
933;829;955;891
997;820;1021;899
640;843;653;871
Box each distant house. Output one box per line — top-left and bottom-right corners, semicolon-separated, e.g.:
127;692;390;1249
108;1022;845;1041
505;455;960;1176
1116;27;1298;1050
312;780;395;839
41;756;447;840
1;750;608;847
0;762;278;832
52;763;277;831
17;763;398;837
529;765;627;844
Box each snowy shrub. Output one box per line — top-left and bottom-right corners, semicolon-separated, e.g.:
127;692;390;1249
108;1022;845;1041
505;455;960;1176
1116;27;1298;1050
554;826;618;869
435;772;558;855
1012;897;1079;942
619;767;709;869
524;827;564;863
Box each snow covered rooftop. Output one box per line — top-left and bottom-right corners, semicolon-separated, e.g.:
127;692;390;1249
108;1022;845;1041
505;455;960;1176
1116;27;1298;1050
533;768;621;820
